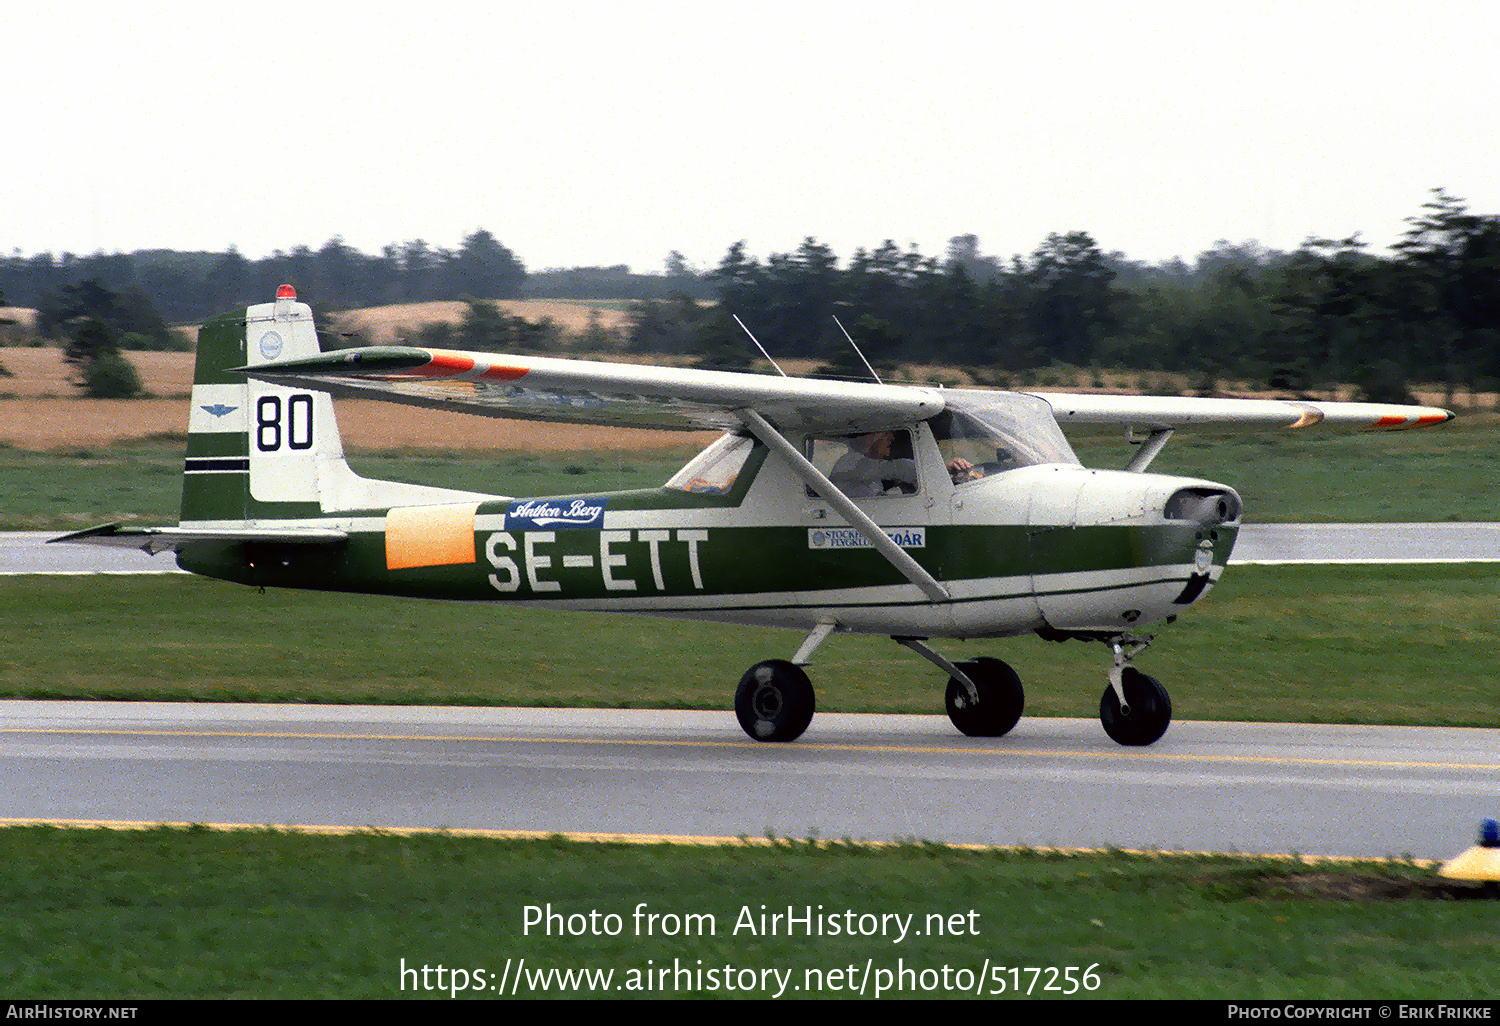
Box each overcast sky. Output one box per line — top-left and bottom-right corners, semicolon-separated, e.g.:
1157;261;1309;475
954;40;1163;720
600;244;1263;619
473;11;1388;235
8;1;1498;274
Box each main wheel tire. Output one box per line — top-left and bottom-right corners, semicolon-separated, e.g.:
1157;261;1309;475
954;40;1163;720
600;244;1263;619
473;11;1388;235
735;659;816;742
1099;668;1172;746
944;657;1025;737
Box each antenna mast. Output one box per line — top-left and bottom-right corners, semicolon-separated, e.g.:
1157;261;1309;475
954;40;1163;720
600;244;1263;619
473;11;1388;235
732;315;788;377
833;315;883;385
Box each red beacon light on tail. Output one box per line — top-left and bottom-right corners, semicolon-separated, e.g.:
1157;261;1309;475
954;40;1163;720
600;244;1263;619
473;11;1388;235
273;284;297;320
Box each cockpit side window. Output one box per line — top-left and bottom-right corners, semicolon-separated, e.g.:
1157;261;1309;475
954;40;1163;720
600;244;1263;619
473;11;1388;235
664;432;758;494
806;430;919;498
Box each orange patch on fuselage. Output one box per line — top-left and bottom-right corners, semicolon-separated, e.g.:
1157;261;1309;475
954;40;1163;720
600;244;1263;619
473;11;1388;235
385;503;480;569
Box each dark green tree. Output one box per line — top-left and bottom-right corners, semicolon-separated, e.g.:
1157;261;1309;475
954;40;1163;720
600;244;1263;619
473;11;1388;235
447;230;527;299
81;349;144;398
206;247;251;311
1024;232;1121;366
457;296;517;350
62;316;118;371
1393;189;1500;389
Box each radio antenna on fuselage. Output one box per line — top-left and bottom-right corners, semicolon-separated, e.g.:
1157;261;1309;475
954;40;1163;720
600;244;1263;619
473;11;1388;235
833;315;883;385
732;315;788;377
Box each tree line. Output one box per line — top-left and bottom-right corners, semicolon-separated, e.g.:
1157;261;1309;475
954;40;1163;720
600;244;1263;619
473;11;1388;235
0;229;527;327
5;190;1498;400
624;190;1500;401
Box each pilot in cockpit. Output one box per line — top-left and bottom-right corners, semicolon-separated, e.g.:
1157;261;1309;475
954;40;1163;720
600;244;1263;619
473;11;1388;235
831;430;982;495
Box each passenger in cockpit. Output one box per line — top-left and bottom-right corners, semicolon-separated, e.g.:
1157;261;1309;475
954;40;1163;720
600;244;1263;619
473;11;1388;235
831;431;919;497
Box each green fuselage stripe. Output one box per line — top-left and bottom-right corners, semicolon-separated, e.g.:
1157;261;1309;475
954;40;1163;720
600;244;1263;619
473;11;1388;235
178;521;1235;606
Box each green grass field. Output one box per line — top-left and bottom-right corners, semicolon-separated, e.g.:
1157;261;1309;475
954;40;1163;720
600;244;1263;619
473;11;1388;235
3;827;1495;999
2;567;1497;727
0;437;701;530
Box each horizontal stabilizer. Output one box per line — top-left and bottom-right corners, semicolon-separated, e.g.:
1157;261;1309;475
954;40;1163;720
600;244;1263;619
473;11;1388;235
50;523;349;555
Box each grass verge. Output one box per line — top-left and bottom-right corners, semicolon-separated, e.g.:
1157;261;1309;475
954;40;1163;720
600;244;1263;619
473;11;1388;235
2;826;1494;999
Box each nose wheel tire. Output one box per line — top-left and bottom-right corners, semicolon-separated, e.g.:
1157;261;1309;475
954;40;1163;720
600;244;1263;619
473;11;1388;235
944;657;1025;737
1099;668;1171;746
735;659;816;742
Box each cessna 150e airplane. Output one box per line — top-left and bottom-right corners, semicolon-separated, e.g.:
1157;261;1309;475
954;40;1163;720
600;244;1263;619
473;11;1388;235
56;287;1453;746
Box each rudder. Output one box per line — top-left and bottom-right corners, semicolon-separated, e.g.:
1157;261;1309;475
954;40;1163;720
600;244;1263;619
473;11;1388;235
181;287;339;523
181;287;496;525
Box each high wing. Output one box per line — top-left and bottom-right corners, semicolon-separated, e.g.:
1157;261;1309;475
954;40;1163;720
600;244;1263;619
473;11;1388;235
237;346;944;435
239;344;1452;436
1025;391;1453;431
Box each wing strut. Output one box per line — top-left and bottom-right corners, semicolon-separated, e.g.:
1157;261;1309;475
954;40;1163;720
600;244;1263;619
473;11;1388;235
1123;428;1174;473
735;408;950;603
792;622;838;665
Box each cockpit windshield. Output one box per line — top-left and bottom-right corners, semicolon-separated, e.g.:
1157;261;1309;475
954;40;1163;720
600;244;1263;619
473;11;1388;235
929;393;1080;484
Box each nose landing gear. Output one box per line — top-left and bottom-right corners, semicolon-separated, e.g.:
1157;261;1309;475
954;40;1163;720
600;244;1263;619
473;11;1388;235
1099;638;1171;746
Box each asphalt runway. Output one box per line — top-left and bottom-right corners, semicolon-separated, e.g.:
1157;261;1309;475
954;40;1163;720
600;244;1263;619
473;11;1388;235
1;701;1494;861
7;524;1500;574
1231;522;1500;563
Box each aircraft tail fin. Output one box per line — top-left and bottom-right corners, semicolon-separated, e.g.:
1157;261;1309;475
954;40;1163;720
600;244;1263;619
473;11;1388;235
182;287;492;525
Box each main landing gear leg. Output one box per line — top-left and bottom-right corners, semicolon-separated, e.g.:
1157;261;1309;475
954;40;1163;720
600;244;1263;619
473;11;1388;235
1099;637;1172;746
894;637;1025;738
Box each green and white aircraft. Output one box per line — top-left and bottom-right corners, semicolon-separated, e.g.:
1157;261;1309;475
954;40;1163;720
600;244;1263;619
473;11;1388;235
56;287;1453;746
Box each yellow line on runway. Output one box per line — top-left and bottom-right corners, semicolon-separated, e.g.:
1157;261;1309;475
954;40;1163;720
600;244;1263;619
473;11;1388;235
4;725;1496;773
0;817;1437;867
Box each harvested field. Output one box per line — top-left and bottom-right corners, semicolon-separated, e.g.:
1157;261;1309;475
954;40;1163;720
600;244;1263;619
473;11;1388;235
0;347;715;450
345;299;628;343
0;347;194;398
0;396;717;450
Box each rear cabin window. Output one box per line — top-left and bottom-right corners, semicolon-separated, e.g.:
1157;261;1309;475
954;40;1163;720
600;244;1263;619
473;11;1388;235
664;433;757;494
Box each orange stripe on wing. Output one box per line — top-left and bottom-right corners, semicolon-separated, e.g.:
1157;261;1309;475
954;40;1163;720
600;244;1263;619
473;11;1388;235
1371;412;1450;431
404;350;474;378
412;350;530;381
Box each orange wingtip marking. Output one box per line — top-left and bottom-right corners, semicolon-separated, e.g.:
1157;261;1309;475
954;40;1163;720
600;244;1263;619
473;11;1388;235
1369;413;1449;431
479;365;529;380
411;351;476;377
